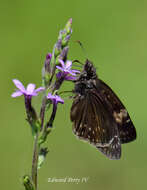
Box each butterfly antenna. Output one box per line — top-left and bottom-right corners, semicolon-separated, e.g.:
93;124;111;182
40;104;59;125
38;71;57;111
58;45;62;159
58;90;73;95
72;41;89;69
75;40;88;60
72;59;83;67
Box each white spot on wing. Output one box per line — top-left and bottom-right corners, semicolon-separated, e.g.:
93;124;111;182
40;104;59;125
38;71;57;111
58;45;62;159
113;109;128;124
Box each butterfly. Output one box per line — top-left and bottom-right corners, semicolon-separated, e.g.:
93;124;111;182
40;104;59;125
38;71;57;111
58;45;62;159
70;59;136;159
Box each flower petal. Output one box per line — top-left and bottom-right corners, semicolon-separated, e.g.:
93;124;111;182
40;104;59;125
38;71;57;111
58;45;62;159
12;79;26;93
65;60;72;69
71;69;81;73
68;71;77;76
58;59;65;68
11;90;23;98
30;92;38;96
55;95;64;104
47;93;64;104
47;93;54;100
26;84;36;94
65;75;77;81
56;66;64;71
35;87;45;93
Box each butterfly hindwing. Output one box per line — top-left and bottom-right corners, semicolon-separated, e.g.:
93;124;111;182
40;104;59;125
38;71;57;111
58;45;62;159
97;136;121;160
91;90;121;159
70;90;121;160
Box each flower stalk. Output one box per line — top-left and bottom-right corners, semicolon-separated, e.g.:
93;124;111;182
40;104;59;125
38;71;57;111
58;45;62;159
32;133;39;190
12;18;80;190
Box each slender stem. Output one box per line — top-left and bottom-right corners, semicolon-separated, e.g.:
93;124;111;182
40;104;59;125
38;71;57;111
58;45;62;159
32;133;39;190
40;95;47;131
46;103;57;128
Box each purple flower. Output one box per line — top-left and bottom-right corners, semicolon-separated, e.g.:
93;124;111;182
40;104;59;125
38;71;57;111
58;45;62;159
11;79;44;98
46;93;64;129
56;59;80;80
56;59;79;75
47;93;64;104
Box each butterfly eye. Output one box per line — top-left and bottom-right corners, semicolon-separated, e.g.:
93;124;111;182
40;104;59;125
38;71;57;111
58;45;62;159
82;72;87;78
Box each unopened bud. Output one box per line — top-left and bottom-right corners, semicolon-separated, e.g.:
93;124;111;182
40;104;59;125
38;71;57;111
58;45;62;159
58;46;69;62
44;53;52;73
54;39;62;57
65;18;72;34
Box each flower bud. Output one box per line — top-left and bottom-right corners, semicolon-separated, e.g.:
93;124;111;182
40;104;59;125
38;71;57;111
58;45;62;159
44;53;52;73
65;18;72;34
23;175;35;190
54;39;62;57
62;35;71;47
58;46;69;62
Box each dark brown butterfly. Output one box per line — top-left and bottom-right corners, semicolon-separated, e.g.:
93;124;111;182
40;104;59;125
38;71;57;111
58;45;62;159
70;59;136;160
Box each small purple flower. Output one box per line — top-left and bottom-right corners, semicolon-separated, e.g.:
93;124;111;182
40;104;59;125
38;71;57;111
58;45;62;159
11;79;44;98
47;93;64;104
46;93;64;129
56;59;80;81
56;59;79;75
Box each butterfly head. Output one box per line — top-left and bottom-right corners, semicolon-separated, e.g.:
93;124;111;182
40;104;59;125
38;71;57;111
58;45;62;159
74;59;97;95
83;59;97;79
77;59;97;81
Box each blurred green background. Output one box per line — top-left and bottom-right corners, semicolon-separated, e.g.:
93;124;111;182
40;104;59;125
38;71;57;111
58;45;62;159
0;0;147;189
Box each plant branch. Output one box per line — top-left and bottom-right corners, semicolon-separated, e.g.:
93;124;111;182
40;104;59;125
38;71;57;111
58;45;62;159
40;94;47;131
32;133;39;190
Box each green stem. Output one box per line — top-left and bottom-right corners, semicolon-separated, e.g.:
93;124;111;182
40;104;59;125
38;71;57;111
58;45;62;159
40;94;47;131
32;133;39;190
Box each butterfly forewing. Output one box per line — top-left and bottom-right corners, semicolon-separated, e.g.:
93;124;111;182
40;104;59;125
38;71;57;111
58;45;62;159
98;79;136;144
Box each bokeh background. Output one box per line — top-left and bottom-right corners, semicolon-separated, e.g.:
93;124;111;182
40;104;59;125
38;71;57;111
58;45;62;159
1;0;147;190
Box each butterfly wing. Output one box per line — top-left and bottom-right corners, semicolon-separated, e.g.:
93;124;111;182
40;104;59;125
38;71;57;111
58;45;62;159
70;91;121;159
98;79;136;144
97;136;121;160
